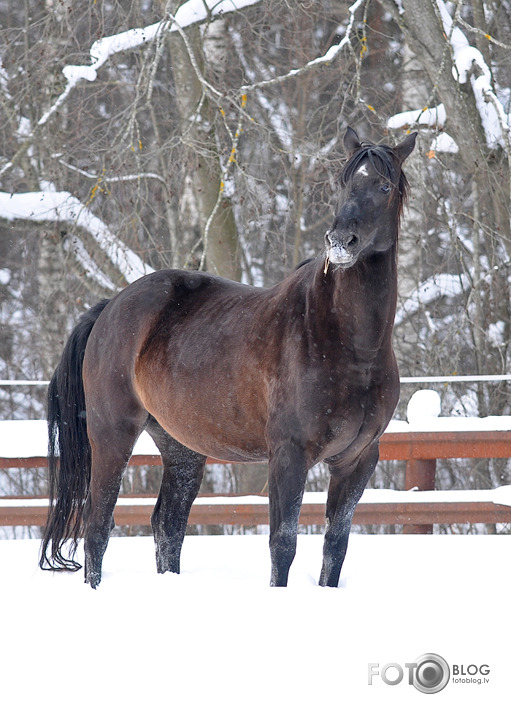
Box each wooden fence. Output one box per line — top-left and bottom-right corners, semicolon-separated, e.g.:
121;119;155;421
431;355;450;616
1;427;511;533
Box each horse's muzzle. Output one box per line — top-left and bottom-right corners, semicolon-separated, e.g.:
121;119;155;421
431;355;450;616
324;229;359;267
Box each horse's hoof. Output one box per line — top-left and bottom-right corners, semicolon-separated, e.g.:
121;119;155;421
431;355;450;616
318;571;340;588
269;573;288;587
155;548;180;575
156;562;180;575
85;571;101;589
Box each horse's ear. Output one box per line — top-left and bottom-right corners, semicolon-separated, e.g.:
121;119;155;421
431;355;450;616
344;126;362;157
394;132;417;164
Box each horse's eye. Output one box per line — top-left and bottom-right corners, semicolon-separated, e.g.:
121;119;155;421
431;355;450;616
380;183;391;194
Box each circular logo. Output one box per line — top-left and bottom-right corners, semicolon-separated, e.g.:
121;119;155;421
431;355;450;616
412;653;450;694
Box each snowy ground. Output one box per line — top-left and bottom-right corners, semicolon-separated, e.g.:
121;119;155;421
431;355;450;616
2;533;509;714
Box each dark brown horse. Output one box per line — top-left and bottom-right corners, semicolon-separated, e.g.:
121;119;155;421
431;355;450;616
40;127;416;588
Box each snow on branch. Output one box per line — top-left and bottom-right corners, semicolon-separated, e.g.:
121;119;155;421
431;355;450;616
240;0;365;93
430;132;459;153
394;273;470;326
2;0;363;179
23;0;264;135
0;190;154;285
62;234;118;293
436;0;510;151
387;1;510;155
387;104;447;131
387;105;460;154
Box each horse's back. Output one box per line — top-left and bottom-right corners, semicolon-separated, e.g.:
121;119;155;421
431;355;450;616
85;269;259;355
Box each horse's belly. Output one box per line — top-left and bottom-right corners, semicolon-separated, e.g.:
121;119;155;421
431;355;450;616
161;422;269;463
142;391;270;463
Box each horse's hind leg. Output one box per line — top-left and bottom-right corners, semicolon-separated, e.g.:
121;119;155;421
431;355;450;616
145;417;206;574
84;416;145;589
319;443;379;587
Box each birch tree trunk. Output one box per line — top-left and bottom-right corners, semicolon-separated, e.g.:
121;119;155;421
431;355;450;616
167;13;241;280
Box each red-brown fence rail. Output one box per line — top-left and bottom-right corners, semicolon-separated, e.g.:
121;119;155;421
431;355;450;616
1;493;510;530
1;428;511;532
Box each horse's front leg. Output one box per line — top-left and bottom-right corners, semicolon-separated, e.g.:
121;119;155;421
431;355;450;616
319;442;380;587
268;444;308;587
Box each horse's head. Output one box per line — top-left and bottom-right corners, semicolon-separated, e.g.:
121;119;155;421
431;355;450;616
324;127;416;269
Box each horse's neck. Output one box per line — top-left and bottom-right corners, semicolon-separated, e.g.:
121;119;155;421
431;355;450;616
308;248;398;350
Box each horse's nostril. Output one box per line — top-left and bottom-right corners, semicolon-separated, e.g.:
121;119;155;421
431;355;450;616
347;235;358;248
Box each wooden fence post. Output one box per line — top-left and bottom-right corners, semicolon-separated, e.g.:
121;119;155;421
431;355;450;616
403;458;436;534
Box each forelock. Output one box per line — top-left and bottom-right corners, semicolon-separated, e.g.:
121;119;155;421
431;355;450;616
339;142;409;210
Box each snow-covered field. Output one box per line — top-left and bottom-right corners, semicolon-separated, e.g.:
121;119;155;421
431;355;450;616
2;533;509;714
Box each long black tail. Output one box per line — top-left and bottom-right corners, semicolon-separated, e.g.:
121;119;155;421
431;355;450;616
39;299;110;571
